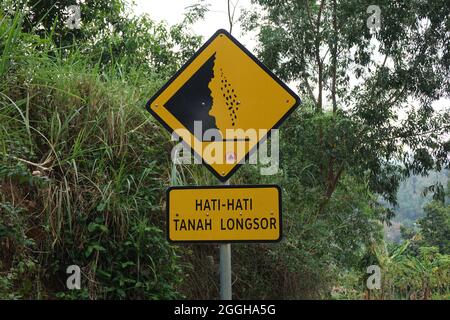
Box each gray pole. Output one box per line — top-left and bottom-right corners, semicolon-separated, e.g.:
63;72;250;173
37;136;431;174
219;180;232;300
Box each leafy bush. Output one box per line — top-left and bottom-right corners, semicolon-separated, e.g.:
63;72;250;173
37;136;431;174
0;9;184;299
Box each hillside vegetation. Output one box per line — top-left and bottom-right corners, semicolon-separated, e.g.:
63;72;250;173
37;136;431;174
384;170;449;243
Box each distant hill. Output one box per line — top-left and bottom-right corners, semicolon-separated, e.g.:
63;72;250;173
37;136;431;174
384;170;449;243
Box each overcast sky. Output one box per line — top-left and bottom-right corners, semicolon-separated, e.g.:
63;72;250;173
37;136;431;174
133;0;256;50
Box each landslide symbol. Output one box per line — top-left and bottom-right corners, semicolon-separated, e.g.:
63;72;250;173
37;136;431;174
164;52;245;142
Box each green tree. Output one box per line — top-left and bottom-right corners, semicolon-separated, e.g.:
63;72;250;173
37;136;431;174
242;0;450;213
218;103;389;298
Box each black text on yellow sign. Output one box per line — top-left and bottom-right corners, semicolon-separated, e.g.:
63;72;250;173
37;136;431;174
166;185;282;242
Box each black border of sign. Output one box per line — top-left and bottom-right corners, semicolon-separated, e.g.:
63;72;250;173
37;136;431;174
166;184;282;243
145;29;302;182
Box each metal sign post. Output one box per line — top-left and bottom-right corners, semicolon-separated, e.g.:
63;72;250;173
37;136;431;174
220;180;232;300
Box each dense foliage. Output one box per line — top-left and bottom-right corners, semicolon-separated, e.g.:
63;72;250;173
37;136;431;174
0;0;449;300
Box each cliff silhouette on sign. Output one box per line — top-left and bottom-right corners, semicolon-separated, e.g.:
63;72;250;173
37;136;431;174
165;53;219;141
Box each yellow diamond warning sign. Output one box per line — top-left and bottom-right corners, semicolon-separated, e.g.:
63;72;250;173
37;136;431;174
146;29;300;181
166;185;281;242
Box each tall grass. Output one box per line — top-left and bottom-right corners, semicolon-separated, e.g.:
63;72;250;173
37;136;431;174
0;12;187;299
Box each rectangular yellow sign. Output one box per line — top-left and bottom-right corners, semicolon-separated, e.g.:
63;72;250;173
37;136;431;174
166;185;282;242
